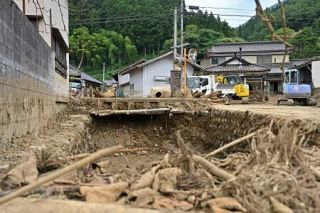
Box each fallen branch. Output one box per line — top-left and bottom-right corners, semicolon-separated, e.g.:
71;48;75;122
175;130;195;174
205;132;256;158
0;145;123;205
62;148;150;161
310;166;320;179
192;155;235;181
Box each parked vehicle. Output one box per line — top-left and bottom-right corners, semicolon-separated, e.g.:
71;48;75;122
187;75;250;104
278;69;317;106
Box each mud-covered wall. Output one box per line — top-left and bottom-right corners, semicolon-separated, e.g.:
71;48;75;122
0;0;66;143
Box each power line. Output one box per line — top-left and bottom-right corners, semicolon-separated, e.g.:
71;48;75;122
71;12;175;23
70;14;174;27
199;6;255;12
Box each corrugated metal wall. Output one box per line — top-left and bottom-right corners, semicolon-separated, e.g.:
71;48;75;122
130;69;144;96
142;55;195;97
312;61;320;88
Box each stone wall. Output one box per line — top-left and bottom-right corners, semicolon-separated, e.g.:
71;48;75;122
0;0;65;143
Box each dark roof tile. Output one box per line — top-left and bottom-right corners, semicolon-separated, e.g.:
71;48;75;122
208;41;287;54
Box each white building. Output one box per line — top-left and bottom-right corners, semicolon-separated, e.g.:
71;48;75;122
14;0;69;102
116;51;204;97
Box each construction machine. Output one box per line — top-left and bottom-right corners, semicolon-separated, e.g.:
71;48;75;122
187;75;250;104
278;69;317;106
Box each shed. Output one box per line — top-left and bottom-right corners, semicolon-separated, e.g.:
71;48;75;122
116;51;204;97
292;56;320;100
69;65;103;96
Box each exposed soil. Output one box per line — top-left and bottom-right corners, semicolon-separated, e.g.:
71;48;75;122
1;100;320;213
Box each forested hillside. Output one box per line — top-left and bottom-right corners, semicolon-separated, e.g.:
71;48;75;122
238;0;320;58
68;0;236;79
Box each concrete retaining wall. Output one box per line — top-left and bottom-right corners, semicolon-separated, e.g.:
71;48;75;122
0;0;65;143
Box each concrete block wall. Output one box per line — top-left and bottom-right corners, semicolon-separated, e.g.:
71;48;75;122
0;0;61;143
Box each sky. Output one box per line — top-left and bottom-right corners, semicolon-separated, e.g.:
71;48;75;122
185;0;279;27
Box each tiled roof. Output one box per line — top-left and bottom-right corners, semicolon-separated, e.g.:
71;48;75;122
206;56;270;73
80;72;103;85
290;56;320;69
69;65;81;77
208;41;287;54
207;65;270;73
118;51;204;75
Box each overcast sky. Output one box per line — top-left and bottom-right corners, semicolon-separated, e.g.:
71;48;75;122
185;0;279;27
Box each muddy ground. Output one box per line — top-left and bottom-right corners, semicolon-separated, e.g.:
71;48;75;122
1;101;320;212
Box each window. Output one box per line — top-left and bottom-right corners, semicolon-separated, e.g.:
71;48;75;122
200;77;209;87
257;55;272;64
211;57;219;65
52;28;68;78
211;57;226;65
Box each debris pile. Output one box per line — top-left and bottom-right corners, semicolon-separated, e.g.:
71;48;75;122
0;119;320;213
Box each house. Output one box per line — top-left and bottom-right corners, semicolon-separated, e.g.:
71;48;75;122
115;52;204;97
69;66;103;96
14;0;69;102
206;55;270;101
292;56;320;100
201;41;292;95
0;1;69;143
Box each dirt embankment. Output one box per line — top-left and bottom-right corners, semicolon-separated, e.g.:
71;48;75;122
1;100;320;212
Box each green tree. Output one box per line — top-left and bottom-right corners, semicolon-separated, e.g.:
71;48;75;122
70;27;138;78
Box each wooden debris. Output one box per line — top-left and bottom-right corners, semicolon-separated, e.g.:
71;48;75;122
0;145;123;205
153;197;194;211
92;108;171;117
131;165;161;191
204;197;247;212
205;132;256;158
128;188;160;208
192;155;235;181
152;168;183;193
80;182;128;203
270;197;294;213
175;130;195;174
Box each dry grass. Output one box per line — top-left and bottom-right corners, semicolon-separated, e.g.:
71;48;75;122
216;122;320;212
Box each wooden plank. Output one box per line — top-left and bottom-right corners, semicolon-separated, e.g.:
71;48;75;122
93;108;172;117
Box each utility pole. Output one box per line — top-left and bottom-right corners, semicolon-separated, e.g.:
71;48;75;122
180;0;184;56
102;62;106;84
173;8;178;65
22;0;26;14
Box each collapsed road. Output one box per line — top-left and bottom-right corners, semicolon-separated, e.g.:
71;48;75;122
0;98;319;213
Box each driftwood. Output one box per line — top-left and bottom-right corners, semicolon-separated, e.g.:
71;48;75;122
175;131;195;174
203;91;222;99
0;145;123;205
92;108;171;117
205;132;256;158
192;155;235;181
175;130;234;181
62;148;150;161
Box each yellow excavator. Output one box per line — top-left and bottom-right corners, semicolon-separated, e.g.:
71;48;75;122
216;75;249;104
